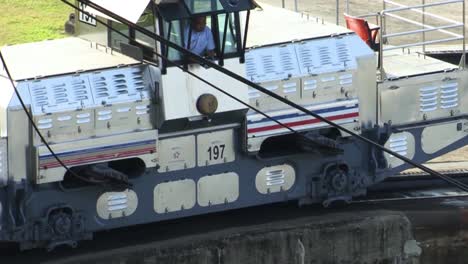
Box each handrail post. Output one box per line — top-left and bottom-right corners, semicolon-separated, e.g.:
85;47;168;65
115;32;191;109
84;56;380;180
336;0;340;25
382;0;387;44
294;0;298;12
462;0;466;68
422;0;426;57
281;0;285;8
379;12;385;80
346;0;350;14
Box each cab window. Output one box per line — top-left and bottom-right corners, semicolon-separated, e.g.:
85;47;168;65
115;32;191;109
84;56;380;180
217;13;238;55
163;20;184;61
109;6;158;62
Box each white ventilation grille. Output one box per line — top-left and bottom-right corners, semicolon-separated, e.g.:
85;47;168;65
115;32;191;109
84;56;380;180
245;56;257;80
297;43;314;70
76;112;91;124
419;82;459;112
266;169;286;186
339;73;353;86
279;48;296;72
389;135;408;156
107;193;129;212
303;79;317;90
135;105;150;115
37;118;53;130
336;42;351;65
261;55;275;76
244;35;362;83
282;82;297;94
318;46;332;66
90;67;150;104
419;85;438;112
248;87;261;99
97;109;112;121
440;82;458;109
29;76;93;114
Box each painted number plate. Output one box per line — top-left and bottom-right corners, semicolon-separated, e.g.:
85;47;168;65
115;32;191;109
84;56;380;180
197;130;235;166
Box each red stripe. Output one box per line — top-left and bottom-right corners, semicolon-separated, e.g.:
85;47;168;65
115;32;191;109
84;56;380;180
40;147;156;169
247;112;359;134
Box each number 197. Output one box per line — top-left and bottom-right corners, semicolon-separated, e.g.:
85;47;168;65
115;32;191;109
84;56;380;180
207;144;225;161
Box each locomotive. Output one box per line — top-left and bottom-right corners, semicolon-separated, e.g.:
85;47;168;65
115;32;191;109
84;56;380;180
0;0;467;249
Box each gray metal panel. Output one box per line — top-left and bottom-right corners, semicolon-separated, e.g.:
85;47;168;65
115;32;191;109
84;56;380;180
157;135;196;172
380;71;463;125
197;172;239;207
421;121;468;154
0;72;16;137
154;179;196;213
7;108;31;183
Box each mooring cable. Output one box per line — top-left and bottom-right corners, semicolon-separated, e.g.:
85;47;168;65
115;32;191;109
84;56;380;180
63;0;468;192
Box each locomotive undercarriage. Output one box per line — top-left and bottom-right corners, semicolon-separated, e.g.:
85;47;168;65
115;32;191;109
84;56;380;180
1;116;468;250
1;0;468;250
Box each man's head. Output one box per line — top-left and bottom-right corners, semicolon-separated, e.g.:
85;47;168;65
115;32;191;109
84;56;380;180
191;16;207;32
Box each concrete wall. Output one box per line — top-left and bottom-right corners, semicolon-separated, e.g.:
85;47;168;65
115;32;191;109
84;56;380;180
50;210;420;264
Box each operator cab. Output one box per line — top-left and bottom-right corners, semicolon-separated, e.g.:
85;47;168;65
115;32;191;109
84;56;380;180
155;0;256;69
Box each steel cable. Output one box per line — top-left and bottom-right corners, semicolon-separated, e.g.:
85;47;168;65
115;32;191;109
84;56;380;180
63;0;468;192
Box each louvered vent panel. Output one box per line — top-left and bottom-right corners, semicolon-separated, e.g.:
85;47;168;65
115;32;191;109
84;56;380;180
107;193;129;211
245;56;257;81
265;169;286;186
336;42;351;65
244;44;300;83
29;75;93;114
389;135;408;156
261;55;275;76
318;46;332;66
245;35;363;82
440;82;458;109
298;44;314;69
419;85;438;112
90;67;150;104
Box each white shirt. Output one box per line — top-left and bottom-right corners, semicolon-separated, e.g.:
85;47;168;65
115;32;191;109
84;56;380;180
185;27;215;56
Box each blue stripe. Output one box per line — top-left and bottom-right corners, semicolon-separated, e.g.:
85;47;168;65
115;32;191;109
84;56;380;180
247;104;359;125
39;139;156;160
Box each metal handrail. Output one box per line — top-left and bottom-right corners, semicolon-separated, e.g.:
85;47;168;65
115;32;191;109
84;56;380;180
277;0;466;76
377;0;466;78
384;0;460;24
381;0;463;14
383;13;463;39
